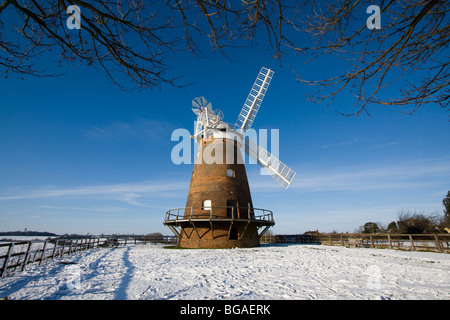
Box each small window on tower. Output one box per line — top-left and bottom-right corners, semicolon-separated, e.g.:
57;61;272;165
202;200;212;211
226;169;235;178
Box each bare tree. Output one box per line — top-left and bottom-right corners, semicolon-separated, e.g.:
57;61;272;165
397;209;441;234
1;0;295;89
170;0;449;116
1;0;449;116
288;0;450;116
0;0;186;89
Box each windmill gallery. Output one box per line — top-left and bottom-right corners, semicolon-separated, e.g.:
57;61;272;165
164;67;296;249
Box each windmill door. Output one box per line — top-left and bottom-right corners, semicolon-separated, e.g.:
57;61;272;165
227;200;237;218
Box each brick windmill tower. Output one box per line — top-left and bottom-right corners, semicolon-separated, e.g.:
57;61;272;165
164;67;296;248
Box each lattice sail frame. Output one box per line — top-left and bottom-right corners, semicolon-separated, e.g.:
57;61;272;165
236;67;295;189
235;67;274;133
244;138;296;189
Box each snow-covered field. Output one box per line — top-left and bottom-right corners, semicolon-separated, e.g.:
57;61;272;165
0;236;57;242
0;244;449;300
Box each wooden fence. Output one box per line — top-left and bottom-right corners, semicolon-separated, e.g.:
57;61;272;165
0;235;177;278
260;234;320;244
319;233;450;253
260;233;450;253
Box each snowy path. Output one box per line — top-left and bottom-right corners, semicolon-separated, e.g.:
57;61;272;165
0;244;449;300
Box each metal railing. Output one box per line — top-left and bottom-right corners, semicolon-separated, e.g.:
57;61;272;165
164;206;274;224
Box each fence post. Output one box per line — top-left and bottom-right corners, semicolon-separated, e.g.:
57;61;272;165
31;245;39;263
61;240;67;256
39;241;48;266
52;240;59;258
68;240;74;254
22;242;33;271
434;234;443;253
1;243;15;278
409;235;415;251
387;234;392;249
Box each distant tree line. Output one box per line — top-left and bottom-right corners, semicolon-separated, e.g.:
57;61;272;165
357;191;450;234
0;230;58;236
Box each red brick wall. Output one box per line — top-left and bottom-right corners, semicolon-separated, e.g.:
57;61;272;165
180;137;261;248
185;137;253;218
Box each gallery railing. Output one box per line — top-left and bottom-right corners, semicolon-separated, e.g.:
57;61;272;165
164;206;274;224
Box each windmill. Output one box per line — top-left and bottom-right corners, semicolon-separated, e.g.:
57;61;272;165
164;67;296;248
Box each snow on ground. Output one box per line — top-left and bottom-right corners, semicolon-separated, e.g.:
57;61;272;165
0;236;57;242
0;244;449;300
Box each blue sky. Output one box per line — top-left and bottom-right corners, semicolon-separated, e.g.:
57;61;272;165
1;8;449;235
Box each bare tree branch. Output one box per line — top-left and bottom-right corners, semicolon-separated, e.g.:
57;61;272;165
0;0;448;117
290;0;449;116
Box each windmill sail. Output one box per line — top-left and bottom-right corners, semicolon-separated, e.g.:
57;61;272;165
244;138;296;189
235;67;274;133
